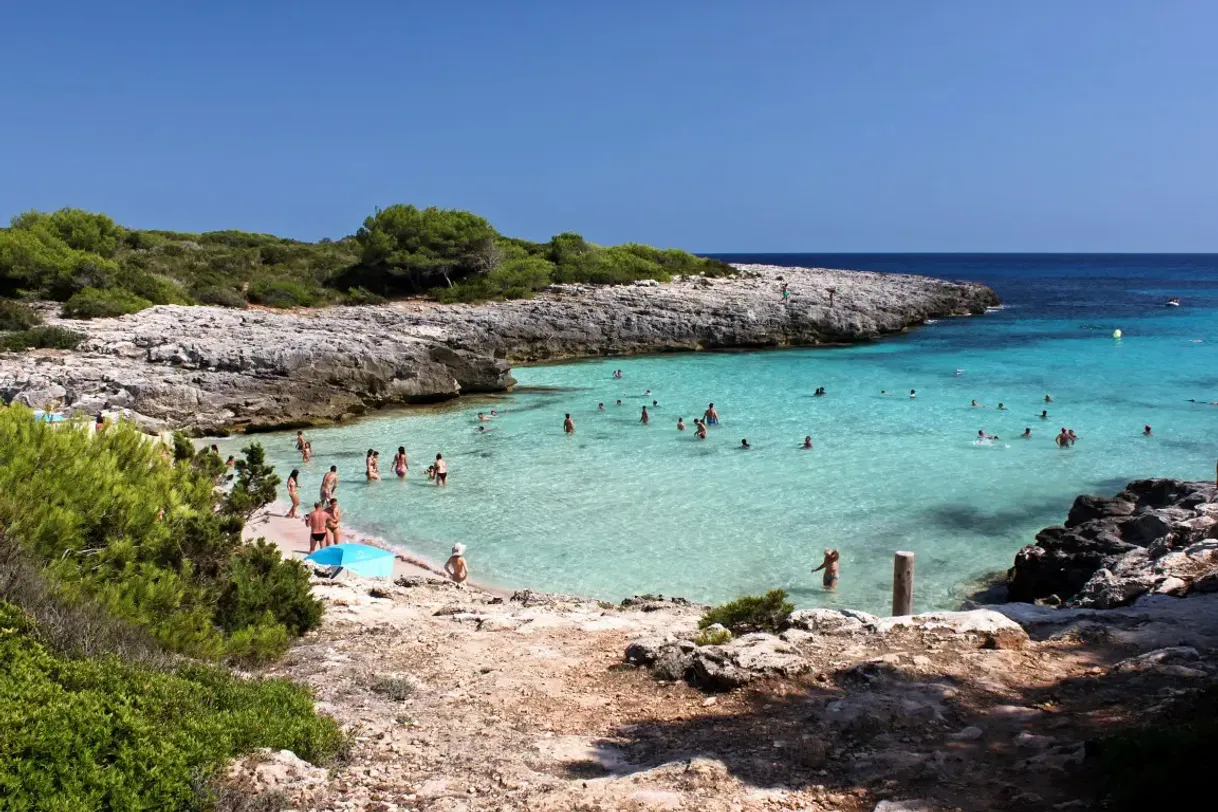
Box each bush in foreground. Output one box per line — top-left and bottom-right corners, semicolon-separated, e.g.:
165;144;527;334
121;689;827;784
0;300;42;331
0;325;83;351
0;600;343;810
0;408;322;661
62;286;152;318
698;589;795;635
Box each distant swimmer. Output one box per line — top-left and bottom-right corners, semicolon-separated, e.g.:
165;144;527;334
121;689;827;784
1143;425;1152;436
740;438;751;450
1044;394;1053;403
616;399;623;406
477;412;490;422
909;389;917;399
881;390;891;396
612;369;623;379
811;548;840;589
997;402;1006;411
704;403;719;425
1040;410;1049;420
978;429;999;441
563;413;575;434
955;369;964;376
814;387;826;397
652;399;659;407
1021;428;1032;438
644;389;652;397
640;406;650;425
802;435;813;449
489;410;499;418
598;402;605;411
970;400;982;408
677;417;686;431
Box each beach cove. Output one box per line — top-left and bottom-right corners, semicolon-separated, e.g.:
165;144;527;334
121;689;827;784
230;255;1218;615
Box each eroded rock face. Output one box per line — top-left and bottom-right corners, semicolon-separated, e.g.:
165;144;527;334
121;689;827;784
0;265;998;433
1007;479;1218;607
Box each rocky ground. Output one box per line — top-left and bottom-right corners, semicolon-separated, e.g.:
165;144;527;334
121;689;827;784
0;265;997;434
226;568;1218;812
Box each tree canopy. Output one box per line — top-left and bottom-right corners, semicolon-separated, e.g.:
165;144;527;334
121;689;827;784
0;204;735;318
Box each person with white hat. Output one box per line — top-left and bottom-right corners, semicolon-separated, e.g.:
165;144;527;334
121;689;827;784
444;544;468;585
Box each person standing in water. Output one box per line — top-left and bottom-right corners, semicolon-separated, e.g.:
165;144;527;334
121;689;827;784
325;498;342;546
1040;410;1049;420
445;544;469;586
295;430;306;452
366;449;380;481
909;389;917;399
563;413;576;434
695;419;707;439
640;406;650;425
1055;428;1070;448
434;453;448;486
302;441;313;462
740;439;751;449
392;447;408;478
597;402;605;411
677;417;686;431
1021;428;1032;438
286;469;301;518
802;436;813;449
704;403;719;425
321;465;338;502
1143;425;1153;436
305;501;328;552
1044;394;1054;403
811;549;840;589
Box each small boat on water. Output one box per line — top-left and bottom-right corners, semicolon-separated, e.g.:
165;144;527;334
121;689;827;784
1166;298;1181;307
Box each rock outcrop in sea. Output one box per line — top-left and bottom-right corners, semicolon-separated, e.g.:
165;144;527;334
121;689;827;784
1005;478;1218;608
0;265;998;433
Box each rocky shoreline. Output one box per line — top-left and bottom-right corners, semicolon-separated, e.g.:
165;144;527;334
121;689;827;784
0;264;997;434
1005;477;1218;609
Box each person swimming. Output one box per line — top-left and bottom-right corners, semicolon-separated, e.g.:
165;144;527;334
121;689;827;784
598;402;605;411
881;390;890;396
616;399;622;406
704;403;719;425
677;417;686;431
909;389;917;399
652;399;659;407
740;438;750;450
1044;394;1053;403
977;429;998;441
970;400;981;407
814;387;825;396
489;410;499;418
1021;428;1031;438
477;412;490;422
955;368;964;376
997;402;1006;410
612;369;622;379
1040;410;1049;419
1143;425;1152;436
802;435;813;449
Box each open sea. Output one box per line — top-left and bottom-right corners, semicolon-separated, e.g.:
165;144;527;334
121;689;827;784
229;255;1218;614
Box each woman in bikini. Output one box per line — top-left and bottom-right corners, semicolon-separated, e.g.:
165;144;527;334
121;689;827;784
286;469;301;518
392;446;408;478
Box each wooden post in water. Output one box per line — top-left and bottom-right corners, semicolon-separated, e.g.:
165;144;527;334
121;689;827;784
892;551;915;616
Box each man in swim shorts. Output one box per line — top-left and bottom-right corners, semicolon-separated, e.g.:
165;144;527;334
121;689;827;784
704;403;719;425
811;549;840;589
305;501;328;552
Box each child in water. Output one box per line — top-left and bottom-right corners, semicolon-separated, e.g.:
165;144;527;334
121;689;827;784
811;549;840;589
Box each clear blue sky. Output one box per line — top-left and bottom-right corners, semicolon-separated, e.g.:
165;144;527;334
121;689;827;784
3;1;1216;251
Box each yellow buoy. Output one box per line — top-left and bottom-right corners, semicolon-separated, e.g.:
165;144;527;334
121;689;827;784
1113;329;1122;339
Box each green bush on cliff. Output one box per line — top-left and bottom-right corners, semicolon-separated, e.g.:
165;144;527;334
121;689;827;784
0;407;322;661
0;600;343;811
0;325;84;352
1;205;731;310
699;589;796;634
0;300;41;331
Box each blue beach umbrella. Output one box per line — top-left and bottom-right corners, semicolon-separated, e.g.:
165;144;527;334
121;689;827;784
304;543;395;578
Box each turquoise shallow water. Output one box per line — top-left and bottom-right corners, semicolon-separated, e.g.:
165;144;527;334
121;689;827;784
229;256;1218;614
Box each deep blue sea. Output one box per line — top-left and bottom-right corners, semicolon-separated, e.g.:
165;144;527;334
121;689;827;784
231;255;1218;614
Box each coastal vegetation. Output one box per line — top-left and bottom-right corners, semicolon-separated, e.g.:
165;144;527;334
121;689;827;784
0;407;340;808
698;589;795;634
0;204;733;320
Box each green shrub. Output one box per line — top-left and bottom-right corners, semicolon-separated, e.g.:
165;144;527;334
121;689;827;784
0;600;343;811
0;409;323;660
193;285;248;308
247;278;323;309
342;286;387;306
62;286;152;318
0;325;84;351
0;300;41;331
693;626;733;646
698;589;795;635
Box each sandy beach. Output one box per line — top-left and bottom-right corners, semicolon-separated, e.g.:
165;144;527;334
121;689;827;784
243;504;441;581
